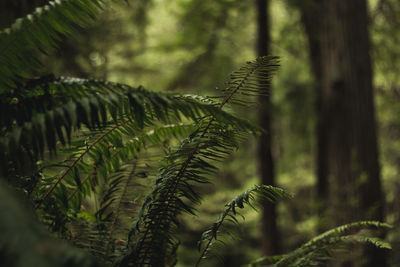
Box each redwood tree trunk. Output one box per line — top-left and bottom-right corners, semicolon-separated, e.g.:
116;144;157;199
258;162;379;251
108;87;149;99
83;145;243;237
256;0;280;256
300;0;386;265
299;1;328;231
319;0;384;225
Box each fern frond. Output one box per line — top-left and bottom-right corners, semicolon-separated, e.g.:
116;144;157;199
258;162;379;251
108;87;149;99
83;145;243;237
102;159;141;260
0;0;108;92
35;122;194;234
35;119;131;210
0;77;255;176
119;56;279;266
196;185;291;267
68;156;153;266
121;128;240;266
303;221;391;247
219;56;279;106
273;221;391;267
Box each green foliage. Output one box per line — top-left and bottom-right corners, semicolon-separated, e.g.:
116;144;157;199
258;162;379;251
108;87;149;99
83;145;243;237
196;185;291;267
0;1;393;267
0;76;255;178
1;1;283;266
118;55;279;266
0;0;109;92
246;221;391;267
0;180;98;267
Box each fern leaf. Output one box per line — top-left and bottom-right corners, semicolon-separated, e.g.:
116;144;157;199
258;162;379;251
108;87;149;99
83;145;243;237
0;0;107;92
35;123;194;234
196;185;291;267
273;221;391;267
220;56;279;106
119;57;279;266
0;77;256;177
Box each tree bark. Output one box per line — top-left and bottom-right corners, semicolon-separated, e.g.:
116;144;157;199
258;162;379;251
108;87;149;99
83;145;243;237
256;0;280;256
299;0;386;265
298;0;328;231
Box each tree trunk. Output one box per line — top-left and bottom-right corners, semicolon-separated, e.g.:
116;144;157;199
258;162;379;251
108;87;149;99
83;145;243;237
298;0;328;231
256;0;280;256
300;0;386;265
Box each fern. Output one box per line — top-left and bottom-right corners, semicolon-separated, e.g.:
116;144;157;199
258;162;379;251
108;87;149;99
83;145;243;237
196;185;291;267
0;77;256;176
0;1;284;266
245;221;391;267
120;56;279;266
2;1;391;267
69;157;151;265
35;123;194;233
0;0;109;92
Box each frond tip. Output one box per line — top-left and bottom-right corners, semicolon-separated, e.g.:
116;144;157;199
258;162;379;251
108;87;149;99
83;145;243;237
220;56;279;106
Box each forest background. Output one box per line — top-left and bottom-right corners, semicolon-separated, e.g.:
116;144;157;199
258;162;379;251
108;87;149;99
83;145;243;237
1;0;400;266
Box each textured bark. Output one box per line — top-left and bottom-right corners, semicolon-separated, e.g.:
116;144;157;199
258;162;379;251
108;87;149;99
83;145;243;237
319;0;384;224
256;0;280;256
300;0;386;265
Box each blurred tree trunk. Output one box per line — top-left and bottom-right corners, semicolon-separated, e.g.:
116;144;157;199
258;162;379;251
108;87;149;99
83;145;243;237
256;0;280;256
299;0;386;265
298;0;327;231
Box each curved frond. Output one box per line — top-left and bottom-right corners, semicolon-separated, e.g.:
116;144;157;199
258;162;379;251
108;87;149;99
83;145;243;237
119;56;279;266
35;122;195;233
0;77;256;176
69;157;152;265
196;185;291;267
120;126;241;266
219;56;279;106
273;221;391;267
0;0;108;92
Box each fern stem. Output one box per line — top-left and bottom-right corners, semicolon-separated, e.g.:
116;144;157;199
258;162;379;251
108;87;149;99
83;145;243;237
35;119;128;209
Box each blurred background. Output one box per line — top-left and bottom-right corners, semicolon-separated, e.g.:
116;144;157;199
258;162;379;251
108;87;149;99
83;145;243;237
1;0;400;266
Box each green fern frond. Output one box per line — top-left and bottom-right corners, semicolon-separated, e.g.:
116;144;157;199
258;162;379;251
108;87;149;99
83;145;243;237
196;185;291;267
0;0;108;92
304;221;391;247
121;129;239;266
0;77;256;177
219;56;279;106
119;56;279;266
35;122;195;234
68;157;152;266
272;221;391;267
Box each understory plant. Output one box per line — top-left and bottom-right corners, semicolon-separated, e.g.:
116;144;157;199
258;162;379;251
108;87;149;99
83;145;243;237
0;1;391;267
